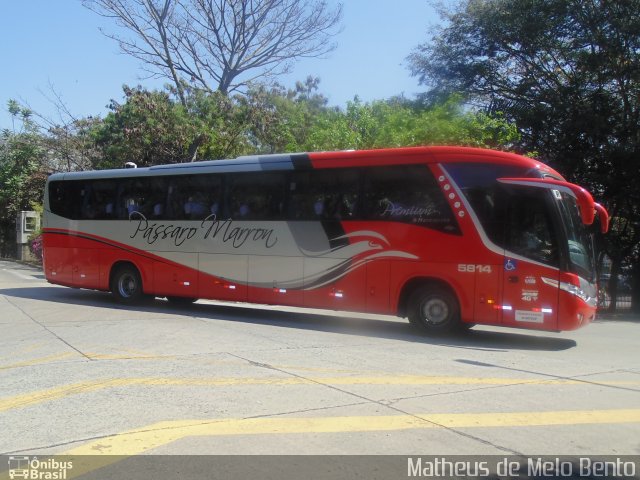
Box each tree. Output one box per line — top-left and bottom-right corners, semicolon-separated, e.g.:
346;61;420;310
305;95;519;151
409;0;640;311
91;85;266;166
7;86;104;173
0;107;47;257
83;0;343;99
241;76;332;153
92;86;199;167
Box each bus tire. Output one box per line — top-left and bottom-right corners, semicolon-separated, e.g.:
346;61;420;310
407;286;462;334
111;264;144;304
166;296;197;305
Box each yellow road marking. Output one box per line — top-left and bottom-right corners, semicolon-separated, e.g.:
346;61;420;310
0;352;76;371
119;348;161;356
2;375;639;413
85;353;177;361
66;409;640;456
58;408;640;478
83;347;178;361
0;380;117;412
62;409;640;455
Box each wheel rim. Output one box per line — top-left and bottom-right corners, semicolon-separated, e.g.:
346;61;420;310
117;273;138;298
421;297;449;325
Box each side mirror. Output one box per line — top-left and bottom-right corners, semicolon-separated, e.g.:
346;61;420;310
594;203;609;233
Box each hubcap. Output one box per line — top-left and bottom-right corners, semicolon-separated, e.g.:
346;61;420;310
422;298;449;325
117;274;137;298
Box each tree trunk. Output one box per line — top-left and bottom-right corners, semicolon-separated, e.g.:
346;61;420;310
606;257;623;313
187;134;206;162
631;257;640;313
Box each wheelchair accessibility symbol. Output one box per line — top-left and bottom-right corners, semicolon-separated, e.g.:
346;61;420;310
504;259;518;271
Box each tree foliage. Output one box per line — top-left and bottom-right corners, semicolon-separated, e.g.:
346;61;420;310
7;78;520;165
92;86;199;167
0;111;47;256
409;0;640;310
303;94;519;151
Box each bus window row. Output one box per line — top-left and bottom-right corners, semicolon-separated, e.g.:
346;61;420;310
48;165;460;233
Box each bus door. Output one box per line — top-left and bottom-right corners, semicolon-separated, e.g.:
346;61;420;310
500;186;560;330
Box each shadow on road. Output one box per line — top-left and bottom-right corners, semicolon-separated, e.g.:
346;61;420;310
0;286;577;352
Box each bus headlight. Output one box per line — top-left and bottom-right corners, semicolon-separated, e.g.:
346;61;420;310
542;277;595;307
559;281;590;303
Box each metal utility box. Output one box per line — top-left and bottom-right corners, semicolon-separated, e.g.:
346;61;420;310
16;211;40;244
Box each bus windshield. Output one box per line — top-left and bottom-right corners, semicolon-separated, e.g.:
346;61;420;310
555;190;596;281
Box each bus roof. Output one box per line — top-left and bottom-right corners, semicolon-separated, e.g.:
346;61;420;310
47;146;564;182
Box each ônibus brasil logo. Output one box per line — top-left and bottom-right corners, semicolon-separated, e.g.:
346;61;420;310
8;457;73;480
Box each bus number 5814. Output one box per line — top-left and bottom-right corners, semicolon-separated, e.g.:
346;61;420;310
458;264;492;273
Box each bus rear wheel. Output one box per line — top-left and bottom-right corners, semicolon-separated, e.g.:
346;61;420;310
407;286;463;334
111;264;144;304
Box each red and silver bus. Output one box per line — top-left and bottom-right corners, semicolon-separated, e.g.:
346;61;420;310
42;146;609;333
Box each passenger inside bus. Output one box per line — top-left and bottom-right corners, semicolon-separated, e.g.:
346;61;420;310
152;203;164;218
126;198;139;217
184;194;207;218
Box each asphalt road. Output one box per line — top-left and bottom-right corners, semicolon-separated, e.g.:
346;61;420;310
1;259;639;468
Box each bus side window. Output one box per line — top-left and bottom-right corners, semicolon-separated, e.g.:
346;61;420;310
289;172;326;219
78;184;91;219
167;176;196;220
49;181;83;219
227;173;286;220
167;181;185;219
116;178;166;220
463;186;507;245
119;180;142;219
84;180;118;220
209;176;222;217
315;169;360;220
146;177;168;219
184;192;208;218
165;174;221;220
362;165;458;233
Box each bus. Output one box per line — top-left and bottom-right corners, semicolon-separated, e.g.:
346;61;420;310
42;146;609;334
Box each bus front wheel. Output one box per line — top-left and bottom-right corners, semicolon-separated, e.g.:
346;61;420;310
111;264;144;304
407;286;462;334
